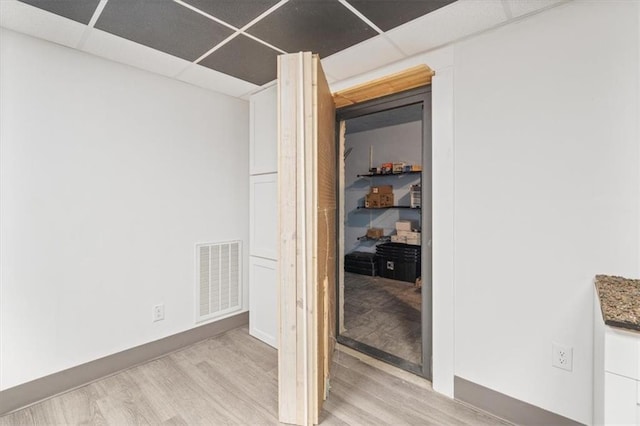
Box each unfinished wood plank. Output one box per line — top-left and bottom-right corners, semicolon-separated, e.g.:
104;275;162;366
333;64;434;108
278;52;337;425
278;51;319;425
338;120;346;335
277;52;303;425
303;52;316;426
313;53;337;416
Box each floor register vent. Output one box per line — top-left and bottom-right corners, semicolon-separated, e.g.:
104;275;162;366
196;241;242;322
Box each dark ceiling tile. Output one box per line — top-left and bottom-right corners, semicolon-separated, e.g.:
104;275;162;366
18;0;101;24
346;103;422;134
95;0;234;62
198;35;279;86
247;0;378;59
348;0;457;31
181;0;280;28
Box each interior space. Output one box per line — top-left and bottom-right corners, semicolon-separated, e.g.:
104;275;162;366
1;1;639;425
339;102;427;374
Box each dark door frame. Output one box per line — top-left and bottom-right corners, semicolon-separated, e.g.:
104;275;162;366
334;86;433;379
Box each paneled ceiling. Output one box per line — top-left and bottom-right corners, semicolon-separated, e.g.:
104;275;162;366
0;0;568;98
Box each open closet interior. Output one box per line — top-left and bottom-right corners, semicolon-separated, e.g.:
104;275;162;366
338;97;430;376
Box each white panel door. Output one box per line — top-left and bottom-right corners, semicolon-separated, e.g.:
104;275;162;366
249;256;277;348
250;173;278;260
250;85;278;175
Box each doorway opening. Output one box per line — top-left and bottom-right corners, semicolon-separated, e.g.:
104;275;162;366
336;87;432;378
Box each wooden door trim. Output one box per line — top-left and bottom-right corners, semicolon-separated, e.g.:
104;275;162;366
332;64;434;108
277;52;312;425
334;82;433;379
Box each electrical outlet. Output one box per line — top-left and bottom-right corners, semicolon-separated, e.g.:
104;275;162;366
153;304;164;322
552;343;573;371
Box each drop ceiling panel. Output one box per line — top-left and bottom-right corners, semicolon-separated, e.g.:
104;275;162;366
247;0;378;58
347;0;457;31
1;0;87;48
181;0;281;28
198;35;280;86
17;0;100;25
95;0;234;62
177;63;259;98
3;0;566;97
321;36;404;81
505;0;567;18
387;0;509;56
81;28;192;78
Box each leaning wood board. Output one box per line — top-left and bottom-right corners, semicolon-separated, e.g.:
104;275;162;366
277;52;336;426
314;54;337;407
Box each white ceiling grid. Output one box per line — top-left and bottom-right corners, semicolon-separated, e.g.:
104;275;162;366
0;0;569;98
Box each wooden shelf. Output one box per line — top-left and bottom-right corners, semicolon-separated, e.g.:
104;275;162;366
357;206;420;210
357;171;422;178
357;235;391;242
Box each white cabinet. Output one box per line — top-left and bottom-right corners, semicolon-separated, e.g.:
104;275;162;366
604;372;638;425
250;174;277;260
595;305;640;425
250;85;277;175
602;329;640;425
249;86;279;348
637;381;640;421
249;256;277;348
605;329;640;381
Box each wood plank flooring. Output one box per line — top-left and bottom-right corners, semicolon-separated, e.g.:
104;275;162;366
342;272;422;364
0;326;511;425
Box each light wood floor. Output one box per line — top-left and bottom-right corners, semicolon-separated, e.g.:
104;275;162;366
0;326;510;425
342;272;422;364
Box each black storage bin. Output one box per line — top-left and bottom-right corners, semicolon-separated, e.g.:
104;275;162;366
345;251;377;276
375;243;421;283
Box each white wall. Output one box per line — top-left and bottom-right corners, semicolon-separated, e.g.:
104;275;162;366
344;122;422;253
0;29;250;390
452;2;637;423
326;1;640;423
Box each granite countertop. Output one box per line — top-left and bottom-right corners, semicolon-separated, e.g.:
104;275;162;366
595;275;640;332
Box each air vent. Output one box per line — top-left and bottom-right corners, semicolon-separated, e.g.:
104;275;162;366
196;241;242;322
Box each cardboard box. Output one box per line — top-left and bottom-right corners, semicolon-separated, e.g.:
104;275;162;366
393;162;406;173
411;164;422;172
396;220;418;232
415;277;422;288
370;185;393;194
379;193;394;207
366;228;384;239
365;193;394;208
398;230;420;238
406;236;421;245
391;235;407;243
